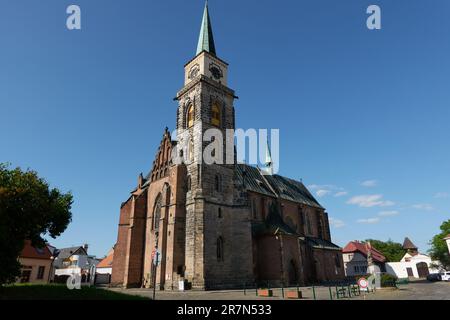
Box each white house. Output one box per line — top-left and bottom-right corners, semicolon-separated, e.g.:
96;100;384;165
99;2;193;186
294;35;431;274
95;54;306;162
53;244;100;282
342;241;387;277
386;237;441;279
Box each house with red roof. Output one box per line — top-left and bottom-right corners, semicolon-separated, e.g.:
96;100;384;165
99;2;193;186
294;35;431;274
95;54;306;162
95;247;114;285
17;240;53;283
342;241;387;277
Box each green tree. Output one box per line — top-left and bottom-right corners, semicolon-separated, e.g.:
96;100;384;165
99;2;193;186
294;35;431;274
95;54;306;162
364;239;405;262
428;220;450;270
0;163;73;285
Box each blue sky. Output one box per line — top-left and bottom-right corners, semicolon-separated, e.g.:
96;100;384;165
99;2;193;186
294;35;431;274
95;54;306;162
1;0;449;257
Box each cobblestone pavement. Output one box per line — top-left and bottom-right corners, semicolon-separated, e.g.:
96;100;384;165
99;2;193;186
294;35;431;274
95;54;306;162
107;280;450;300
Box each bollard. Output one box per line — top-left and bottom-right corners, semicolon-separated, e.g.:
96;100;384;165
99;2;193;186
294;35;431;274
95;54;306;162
244;282;246;296
281;283;284;298
329;287;333;300
312;286;316;300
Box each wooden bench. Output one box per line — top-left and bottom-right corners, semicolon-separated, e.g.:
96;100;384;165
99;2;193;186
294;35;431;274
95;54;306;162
336;286;348;299
257;289;273;297
286;289;302;299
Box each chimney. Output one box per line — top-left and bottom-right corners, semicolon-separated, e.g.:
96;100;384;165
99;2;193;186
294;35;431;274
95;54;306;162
83;243;89;253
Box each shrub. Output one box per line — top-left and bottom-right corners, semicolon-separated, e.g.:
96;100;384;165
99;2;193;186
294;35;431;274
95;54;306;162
380;273;398;287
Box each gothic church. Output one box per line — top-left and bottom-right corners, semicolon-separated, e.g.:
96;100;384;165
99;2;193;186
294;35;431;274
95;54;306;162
111;2;345;290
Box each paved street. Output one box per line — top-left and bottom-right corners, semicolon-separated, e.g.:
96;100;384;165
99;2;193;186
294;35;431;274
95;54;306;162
107;280;450;300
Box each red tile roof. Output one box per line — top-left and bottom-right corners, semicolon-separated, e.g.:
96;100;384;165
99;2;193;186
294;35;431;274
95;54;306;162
20;240;52;260
96;250;113;268
342;241;386;263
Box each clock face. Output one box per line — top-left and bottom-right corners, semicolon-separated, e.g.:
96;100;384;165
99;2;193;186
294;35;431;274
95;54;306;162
210;66;222;80
189;65;200;79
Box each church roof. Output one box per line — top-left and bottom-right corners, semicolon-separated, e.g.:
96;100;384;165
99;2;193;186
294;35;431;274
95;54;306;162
402;237;418;250
264;174;324;209
305;237;342;251
236;164;323;209
196;1;216;56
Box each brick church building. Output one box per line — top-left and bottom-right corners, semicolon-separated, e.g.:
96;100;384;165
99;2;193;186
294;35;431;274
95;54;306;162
111;2;345;290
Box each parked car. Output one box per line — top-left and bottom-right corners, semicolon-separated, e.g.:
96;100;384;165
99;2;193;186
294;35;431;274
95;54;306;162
427;273;441;282
440;272;450;281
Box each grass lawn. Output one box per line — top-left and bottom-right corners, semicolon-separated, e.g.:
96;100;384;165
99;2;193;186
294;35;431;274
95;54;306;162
0;284;150;300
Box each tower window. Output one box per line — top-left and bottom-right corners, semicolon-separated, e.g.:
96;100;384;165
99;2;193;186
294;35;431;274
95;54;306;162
218;208;222;219
187;105;194;128
211;103;221;127
217;237;224;262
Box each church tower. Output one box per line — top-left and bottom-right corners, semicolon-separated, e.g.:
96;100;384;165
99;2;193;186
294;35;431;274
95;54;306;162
175;1;253;289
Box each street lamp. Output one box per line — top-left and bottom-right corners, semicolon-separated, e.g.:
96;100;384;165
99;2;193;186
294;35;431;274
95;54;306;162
48;256;55;283
274;228;285;296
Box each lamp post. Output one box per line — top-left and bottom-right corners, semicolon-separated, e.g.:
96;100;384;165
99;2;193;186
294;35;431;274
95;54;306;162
275;228;285;297
152;231;159;300
48;256;55;283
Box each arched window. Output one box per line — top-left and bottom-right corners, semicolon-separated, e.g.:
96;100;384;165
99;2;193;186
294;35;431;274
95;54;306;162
305;213;312;235
217;237;224;262
211;103;221;127
187;105;194;128
317;215;323;238
215;174;222;192
252;199;257;219
153;194;162;231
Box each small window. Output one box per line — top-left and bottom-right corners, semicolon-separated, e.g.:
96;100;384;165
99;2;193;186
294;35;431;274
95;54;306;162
218;208;222;219
37;266;45;280
187;105;194;128
217;237;224;262
215;174;222;192
187;176;191;191
211;103;221;127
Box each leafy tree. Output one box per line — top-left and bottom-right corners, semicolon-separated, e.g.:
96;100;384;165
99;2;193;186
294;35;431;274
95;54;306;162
0;163;73;285
428;220;450;270
364;239;406;262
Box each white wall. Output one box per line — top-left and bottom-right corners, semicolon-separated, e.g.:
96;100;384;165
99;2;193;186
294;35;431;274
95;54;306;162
55;267;82;276
96;267;112;275
386;256;440;279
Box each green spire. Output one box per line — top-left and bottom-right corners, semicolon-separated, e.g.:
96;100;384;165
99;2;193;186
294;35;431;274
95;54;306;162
196;1;216;56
